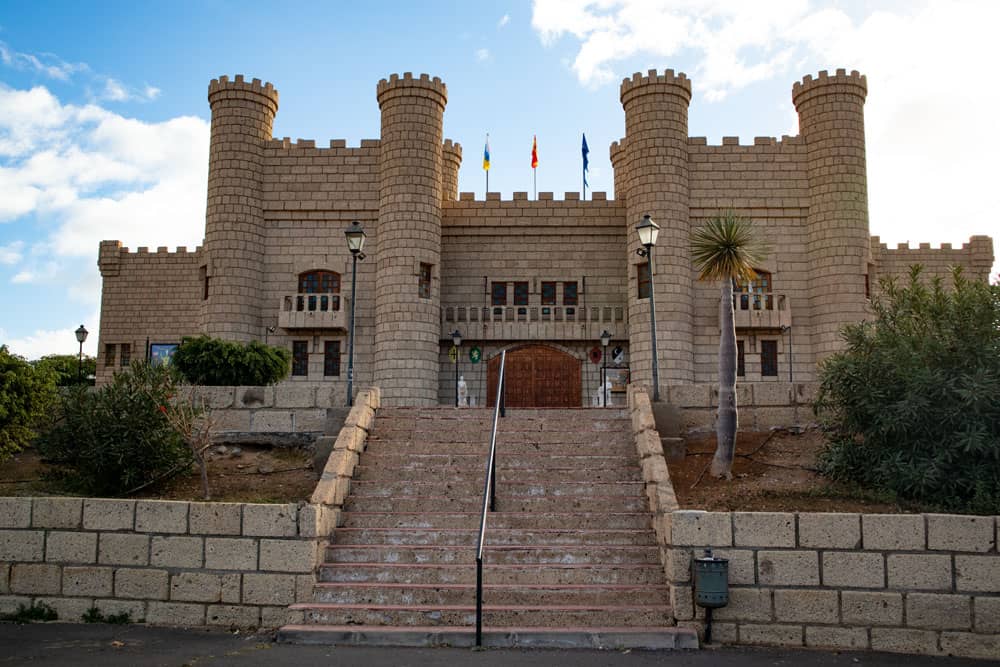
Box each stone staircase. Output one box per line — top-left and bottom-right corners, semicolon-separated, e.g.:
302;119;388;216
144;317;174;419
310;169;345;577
279;407;695;649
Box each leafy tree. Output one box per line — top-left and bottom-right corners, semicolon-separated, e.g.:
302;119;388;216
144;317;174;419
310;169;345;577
691;211;767;479
171;335;291;386
816;266;1000;513
0;345;57;462
33;354;96;386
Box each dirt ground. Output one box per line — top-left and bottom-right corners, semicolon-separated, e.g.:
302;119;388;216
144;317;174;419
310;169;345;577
670;428;922;513
0;445;317;503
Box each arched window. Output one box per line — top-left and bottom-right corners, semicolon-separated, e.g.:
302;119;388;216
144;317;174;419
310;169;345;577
296;270;341;312
735;270;773;311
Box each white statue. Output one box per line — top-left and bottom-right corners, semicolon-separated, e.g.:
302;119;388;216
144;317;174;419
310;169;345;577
457;375;469;407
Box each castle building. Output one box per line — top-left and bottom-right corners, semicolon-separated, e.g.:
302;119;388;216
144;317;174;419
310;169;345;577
96;70;994;407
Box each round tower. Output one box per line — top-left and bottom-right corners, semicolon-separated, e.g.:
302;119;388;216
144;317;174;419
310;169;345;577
441;139;462;202
609;139;628;203
374;73;448;406
202;75;278;341
793;69;869;361
619;69;694;392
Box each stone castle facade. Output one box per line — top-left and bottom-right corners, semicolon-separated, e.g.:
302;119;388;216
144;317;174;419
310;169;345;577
96;69;994;406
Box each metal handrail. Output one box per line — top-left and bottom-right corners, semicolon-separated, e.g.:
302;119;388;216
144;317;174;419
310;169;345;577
475;349;506;646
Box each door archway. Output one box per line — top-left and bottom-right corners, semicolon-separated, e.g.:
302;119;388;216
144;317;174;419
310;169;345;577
487;344;581;408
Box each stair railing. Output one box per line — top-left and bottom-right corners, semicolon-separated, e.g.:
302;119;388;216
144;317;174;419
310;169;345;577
475;349;505;646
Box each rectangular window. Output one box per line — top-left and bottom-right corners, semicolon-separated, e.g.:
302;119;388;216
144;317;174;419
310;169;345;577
418;263;432;299
541;281;556;305
563;281;578;306
737;340;745;377
292;341;309;377
761;340;778;377
491;282;507;306
104;344;116;368
637;262;651;299
513;281;529;306
120;343;131;367
199;265;209;300
324;341;341;377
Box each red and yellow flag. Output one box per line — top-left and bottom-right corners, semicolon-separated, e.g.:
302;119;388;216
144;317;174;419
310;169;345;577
531;135;538;169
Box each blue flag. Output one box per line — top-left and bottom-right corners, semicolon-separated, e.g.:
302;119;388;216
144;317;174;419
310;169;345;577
582;133;590;187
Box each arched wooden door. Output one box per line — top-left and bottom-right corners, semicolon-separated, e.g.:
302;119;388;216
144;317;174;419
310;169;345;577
487;345;581;408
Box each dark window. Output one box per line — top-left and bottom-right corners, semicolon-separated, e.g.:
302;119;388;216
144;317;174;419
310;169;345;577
419;263;432;299
292;341;309;377
324;341;341;377
514;281;529;306
637;262;651;299
737;340;745;377
865;273;870;299
563;281;578;306
761;340;778;377
200;265;208;300
541;281;556;305
736;270;773;310
120;343;131;367
104;343;115;368
491;282;507;306
297;270;341;312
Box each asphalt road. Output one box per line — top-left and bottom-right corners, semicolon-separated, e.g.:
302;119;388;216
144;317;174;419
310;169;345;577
0;623;992;667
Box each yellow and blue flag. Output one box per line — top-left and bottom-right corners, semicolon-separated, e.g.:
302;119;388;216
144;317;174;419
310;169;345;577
483;135;490;171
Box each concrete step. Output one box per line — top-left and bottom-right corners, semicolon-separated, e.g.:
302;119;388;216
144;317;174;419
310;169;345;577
362;438;635;453
347;480;645;498
338;511;653;530
330;528;657;547
291;603;672;627
324;544;660;565
277;624;697;649
318;563;666;585
355;453;636;470
374;407;629;421
311;582;669;606
341;494;649;513
353;466;642;483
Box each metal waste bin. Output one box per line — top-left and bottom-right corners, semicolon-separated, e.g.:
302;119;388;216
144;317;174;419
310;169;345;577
694;547;729;608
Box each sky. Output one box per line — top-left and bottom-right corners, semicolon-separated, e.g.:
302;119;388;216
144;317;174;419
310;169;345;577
0;0;997;359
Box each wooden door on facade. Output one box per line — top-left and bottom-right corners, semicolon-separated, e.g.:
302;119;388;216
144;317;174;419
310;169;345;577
487;345;581;407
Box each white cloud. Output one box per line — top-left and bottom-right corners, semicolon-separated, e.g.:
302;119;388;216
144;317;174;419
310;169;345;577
100;77;162;103
476;48;491;62
0;241;24;265
0;41;88;81
1;308;100;359
11;270;34;283
144;85;161;100
498;14;511;28
102;78;128;101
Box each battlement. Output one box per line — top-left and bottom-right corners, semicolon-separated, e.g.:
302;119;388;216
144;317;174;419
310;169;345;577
792;68;867;107
376;72;448;109
455;191;611;203
609;139;627;164
620;68;692;105
265;137;380;150
208;74;279;111
872;235;994;255
442;138;462;159
688;135;804;148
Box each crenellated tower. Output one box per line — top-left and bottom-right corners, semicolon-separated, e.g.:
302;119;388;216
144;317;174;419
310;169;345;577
619;69;695;391
202;75;278;340
793;69;869;361
441;139;462;202
374;73;448;406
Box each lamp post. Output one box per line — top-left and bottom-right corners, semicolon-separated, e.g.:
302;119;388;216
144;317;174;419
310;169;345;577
344;221;366;407
451;329;462;406
600;329;611;407
780;325;793;382
74;324;88;384
635;214;661;401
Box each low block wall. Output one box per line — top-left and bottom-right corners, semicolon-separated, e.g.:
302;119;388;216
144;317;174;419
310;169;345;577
185;383;340;434
666;382;819;431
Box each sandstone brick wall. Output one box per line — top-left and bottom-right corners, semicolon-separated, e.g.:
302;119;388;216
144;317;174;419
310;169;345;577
871;235;995;288
667;382;818;430
190;383;342;433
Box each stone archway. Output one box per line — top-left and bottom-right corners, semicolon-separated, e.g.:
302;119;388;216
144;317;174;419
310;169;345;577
487;344;581;408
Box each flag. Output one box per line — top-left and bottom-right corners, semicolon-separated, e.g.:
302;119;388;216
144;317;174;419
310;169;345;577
531;135;538;169
582;133;590;187
483;134;490;171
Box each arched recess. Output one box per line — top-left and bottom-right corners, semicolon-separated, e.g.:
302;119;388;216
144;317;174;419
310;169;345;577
296;269;342;312
487;344;581;407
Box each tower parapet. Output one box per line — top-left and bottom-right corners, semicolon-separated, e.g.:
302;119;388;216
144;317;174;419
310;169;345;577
202;74;279;340
441;139;462;202
794;69;869;360
373;72;448;406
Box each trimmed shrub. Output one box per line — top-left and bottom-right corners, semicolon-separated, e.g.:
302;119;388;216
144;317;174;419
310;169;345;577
0;345;57;462
171;335;290;386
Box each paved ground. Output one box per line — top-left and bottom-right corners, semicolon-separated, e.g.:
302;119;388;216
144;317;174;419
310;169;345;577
0;623;991;666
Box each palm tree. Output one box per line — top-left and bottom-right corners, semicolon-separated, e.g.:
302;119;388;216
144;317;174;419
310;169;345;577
691;211;768;479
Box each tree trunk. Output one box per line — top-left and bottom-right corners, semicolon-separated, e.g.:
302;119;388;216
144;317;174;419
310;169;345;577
711;279;738;478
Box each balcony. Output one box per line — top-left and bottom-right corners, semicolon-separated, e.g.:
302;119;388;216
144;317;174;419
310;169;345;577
731;293;791;330
278;293;349;330
441;304;627;341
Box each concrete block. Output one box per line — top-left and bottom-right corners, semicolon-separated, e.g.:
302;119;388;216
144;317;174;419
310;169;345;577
773;589;838;623
275;384;316;408
798;512;860;549
170;572;223;603
635;430;661;459
955;555;1000;592
243;504;298;537
793;383;818;406
974;597;1000;633
221;574;241;604
10;563;61;595
151;536;203;569
146;601;205;626
261;605;304;628
297;505;337;538
713;548;756;585
82;499;134;531
295;574;314;602
927;514;995;552
0;563;7;594
668;511;732;547
237;386;273;408
201;386;235;409
887;554;952;591
135;500;188;533
189;502;242;535
32;497;82;529
863;514;924;550
752;383;791;406
46;531;97;563
0;498;31;528
46;597;95;622
670;584;694;620
242;572;296;605
805;626;869;650
906;593;971;630
295;409;328;432
0;595;31;614
841;591;903;626
98;533;149;566
259;539;315;572
702;621;737;645
640;456;669;484
214;409;252;431
939;632;1000;660
738;624;803;647
669;384;711;408
205;538;257;571
252;410;293;432
62;566;113;597
757;550;819;586
207;604;261;627
115;567;169;600
0;530;43;561
94;598;145;622
822;551;884;588
870;628;941;655
712;587;772;622
733;512;795;547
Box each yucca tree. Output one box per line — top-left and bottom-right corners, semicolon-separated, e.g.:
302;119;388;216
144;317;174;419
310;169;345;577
691;211;768;478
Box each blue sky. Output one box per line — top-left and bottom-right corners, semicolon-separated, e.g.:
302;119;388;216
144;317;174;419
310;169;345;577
1;1;997;358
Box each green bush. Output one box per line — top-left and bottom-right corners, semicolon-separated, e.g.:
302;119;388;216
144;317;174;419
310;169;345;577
0;345;57;462
33;353;96;386
171;335;290;386
36;361;193;496
816;267;1000;513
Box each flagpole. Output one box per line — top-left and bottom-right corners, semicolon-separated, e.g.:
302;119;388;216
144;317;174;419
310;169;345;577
533;169;536;201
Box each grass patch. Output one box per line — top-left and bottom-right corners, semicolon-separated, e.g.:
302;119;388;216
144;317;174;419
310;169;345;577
82;606;132;624
1;601;57;623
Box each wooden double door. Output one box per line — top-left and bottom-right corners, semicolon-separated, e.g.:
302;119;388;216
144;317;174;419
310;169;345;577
487;345;581;408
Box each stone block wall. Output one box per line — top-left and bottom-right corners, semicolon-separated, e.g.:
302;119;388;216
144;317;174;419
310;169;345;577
665;382;818;430
190;383;342;434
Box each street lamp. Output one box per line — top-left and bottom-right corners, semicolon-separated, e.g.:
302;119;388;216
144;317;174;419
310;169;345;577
74;324;88;384
451;329;462;406
780;325;793;382
600;329;612;407
635;214;661;401
344;221;366;407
